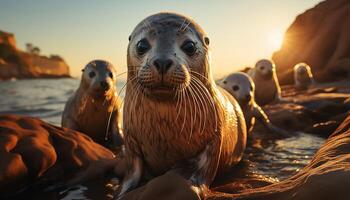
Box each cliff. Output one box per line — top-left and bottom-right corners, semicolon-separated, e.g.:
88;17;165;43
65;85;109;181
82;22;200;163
272;0;350;85
0;30;70;80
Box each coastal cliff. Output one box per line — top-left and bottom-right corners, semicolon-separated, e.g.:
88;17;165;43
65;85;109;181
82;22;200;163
272;0;350;84
0;30;70;80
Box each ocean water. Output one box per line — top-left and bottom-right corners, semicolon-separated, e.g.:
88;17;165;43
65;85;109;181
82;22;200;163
0;78;126;125
0;78;324;199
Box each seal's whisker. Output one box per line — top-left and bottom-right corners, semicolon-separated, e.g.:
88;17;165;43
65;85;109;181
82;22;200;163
143;22;150;32
175;89;184;121
117;76;137;111
114;71;128;78
188;85;196;139
128;80;140;111
191;78;212;132
144;19;152;31
129;84;141;117
117;76;137;98
179;89;188;135
192;76;218;132
190;70;210;82
201;80;219;132
186;88;193;140
133;84;142;112
105;97;117;141
175;90;180;108
179;19;186;32
191;81;207;135
182;21;191;32
194;84;204;135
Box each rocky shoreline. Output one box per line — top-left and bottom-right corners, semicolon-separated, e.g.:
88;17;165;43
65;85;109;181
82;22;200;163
0;82;349;200
0;30;71;80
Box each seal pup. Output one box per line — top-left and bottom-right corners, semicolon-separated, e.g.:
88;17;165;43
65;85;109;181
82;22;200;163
218;72;290;136
248;59;282;105
294;63;315;90
117;12;247;198
62;60;123;147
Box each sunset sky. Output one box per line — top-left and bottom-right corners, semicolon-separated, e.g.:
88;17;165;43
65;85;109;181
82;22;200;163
0;0;322;79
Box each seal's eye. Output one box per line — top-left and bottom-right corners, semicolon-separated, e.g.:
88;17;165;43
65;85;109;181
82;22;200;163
223;80;227;84
233;85;239;91
109;72;113;79
89;71;96;78
181;40;196;56
136;39;150;55
260;66;265;70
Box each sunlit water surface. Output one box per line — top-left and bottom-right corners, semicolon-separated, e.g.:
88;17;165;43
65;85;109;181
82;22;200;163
0;79;324;199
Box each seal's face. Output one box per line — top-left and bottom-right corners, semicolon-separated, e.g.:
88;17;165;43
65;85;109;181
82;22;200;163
127;13;210;100
82;60;116;99
255;59;275;80
219;72;254;107
295;64;311;77
296;65;307;75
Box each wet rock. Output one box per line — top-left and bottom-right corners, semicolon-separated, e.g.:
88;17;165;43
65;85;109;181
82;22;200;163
253;86;349;137
0;114;115;198
304;120;340;137
257;103;313;131
206;115;350;200
212;176;275;194
117;116;350;200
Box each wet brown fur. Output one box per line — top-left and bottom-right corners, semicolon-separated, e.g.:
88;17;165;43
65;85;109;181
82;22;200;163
62;62;122;145
119;12;247;197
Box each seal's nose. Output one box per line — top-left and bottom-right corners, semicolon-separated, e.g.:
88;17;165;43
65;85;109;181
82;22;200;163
100;81;110;90
245;94;251;101
153;58;173;74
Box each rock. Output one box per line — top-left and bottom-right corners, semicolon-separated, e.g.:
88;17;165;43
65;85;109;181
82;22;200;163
212;177;275;194
0;30;70;80
304;120;340;136
206;115;350;200
253;85;349;137
116;116;350;200
0;114;115;198
272;0;350;84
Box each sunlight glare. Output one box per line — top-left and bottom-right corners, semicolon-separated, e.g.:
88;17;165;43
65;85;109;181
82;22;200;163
268;31;284;51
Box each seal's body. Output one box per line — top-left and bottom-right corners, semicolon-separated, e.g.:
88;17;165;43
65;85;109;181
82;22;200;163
294;63;315;90
62;60;123;146
218;72;290;136
118;13;247;198
248;59;282;105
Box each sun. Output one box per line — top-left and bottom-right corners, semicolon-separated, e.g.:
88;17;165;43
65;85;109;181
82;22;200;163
268;31;284;51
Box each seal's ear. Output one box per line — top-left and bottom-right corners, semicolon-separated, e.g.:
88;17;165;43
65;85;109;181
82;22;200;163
81;69;85;72
128;35;131;41
204;37;210;46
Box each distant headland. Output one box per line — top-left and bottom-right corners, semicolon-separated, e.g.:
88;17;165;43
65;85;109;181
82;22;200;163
0;30;70;80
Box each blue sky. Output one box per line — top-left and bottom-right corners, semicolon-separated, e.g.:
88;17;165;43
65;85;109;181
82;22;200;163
0;0;322;79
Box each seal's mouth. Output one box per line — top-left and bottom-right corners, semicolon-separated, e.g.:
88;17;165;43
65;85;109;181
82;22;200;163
148;83;176;94
140;82;183;100
262;70;273;80
151;85;173;91
298;70;305;75
89;87;112;99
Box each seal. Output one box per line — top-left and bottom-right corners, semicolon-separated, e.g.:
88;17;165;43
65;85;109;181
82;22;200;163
118;12;247;198
218;72;290;136
294;63;315;90
248;59;282;105
61;60;123;147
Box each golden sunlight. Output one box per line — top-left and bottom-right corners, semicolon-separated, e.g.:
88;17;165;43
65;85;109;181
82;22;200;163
268;30;284;51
